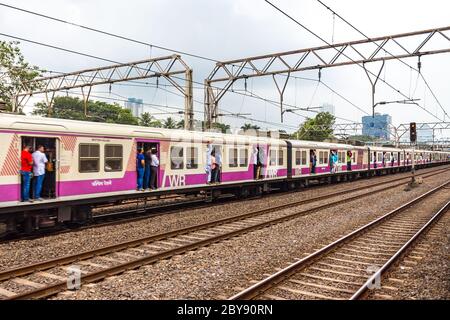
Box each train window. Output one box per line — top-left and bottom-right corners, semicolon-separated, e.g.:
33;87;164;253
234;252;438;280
400;153;404;161
352;151;356;163
338;151;345;163
239;148;248;167
186;147;198;169
269;149;276;166
229;148;238;167
278;149;284;166
302;150;307;165
104;145;123;172
319;151;328;164
377;153;383;162
170;146;184;170
79;144;100;173
295;150;301;165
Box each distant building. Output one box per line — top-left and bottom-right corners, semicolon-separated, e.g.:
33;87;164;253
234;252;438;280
124;98;144;118
417;124;434;143
319;103;335;115
362;113;392;140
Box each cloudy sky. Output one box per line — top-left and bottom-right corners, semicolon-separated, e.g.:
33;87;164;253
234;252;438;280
0;0;449;136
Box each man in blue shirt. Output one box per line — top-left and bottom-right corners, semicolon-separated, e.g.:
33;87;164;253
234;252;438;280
136;148;145;191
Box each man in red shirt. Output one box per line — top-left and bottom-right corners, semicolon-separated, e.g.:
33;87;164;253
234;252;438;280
20;145;33;202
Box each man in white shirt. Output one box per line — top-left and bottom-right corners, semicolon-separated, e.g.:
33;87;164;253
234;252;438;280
32;145;48;201
149;148;159;190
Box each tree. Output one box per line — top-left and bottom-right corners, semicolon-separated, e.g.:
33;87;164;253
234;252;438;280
294;112;336;141
241;123;260;131
0;41;42;111
139;112;162;127
176;119;185;129
212;122;231;134
33;96;138;125
163;117;177;129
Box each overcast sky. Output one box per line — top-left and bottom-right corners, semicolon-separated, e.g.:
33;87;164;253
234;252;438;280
0;0;449;136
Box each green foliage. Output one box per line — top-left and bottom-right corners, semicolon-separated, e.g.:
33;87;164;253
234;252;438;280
294;112;336;141
32;96;138;125
163;117;177;129
347;135;376;142
0;41;42;111
212;122;231;134
241;123;260;131
139;112;162;127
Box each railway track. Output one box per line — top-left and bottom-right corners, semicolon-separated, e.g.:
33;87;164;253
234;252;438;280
3;165;448;243
0;167;447;299
229;181;450;300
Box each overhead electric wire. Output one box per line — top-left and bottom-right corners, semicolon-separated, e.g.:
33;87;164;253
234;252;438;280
315;0;449;121
265;0;445;122
0;2;370;120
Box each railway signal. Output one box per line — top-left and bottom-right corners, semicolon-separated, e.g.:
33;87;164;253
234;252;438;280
410;122;417;143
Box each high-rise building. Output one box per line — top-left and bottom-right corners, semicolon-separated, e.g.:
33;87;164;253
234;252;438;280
124;97;144;118
362;113;392;140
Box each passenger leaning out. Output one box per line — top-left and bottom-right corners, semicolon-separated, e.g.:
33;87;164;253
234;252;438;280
346;150;352;171
149;148;159;190
210;150;218;183
144;148;152;190
310;150;317;174
32;145;48;201
136;148;145;191
20;145;33;202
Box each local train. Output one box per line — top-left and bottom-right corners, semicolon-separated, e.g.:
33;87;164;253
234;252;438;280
0;113;448;233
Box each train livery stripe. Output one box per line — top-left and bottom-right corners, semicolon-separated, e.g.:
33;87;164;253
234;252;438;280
126;143;137;171
0;134;19;177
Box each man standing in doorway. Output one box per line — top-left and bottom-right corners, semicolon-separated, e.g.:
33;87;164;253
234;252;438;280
136;148;145;191
20;145;33;202
149;148;159;190
32;145;48;201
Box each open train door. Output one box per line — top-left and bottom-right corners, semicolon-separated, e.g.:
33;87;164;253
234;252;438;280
137;140;160;189
20;136;59;199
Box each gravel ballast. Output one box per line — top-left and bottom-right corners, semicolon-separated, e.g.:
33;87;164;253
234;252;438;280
42;169;450;300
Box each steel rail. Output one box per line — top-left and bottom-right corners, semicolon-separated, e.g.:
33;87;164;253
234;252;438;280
350;199;450;300
2;170;448;299
229;180;450;300
1;167;446;281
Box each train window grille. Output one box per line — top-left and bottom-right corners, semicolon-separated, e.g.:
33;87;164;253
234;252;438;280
79;144;100;173
186;147;198;169
229;148;238;168
104;144;123;172
269;149;277;166
352;151;356;163
338;151;345;163
171;146;184;170
377;153;383;162
278;149;284;166
301;150;307;165
319;151;328;165
295;150;301;165
239;148;248;167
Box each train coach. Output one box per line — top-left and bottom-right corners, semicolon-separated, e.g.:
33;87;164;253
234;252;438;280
0;113;448;234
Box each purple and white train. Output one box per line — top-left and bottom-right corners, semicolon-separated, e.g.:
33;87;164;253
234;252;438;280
0;113;448;234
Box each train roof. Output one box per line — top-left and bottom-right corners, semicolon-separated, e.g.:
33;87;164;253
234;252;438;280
0;113;285;145
0;114;448;154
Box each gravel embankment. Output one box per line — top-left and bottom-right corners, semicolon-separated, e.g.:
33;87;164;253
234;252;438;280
1;166;444;272
48;168;450;299
366;210;450;300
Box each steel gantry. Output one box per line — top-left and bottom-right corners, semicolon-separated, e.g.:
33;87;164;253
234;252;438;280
204;26;450;128
13;55;195;130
